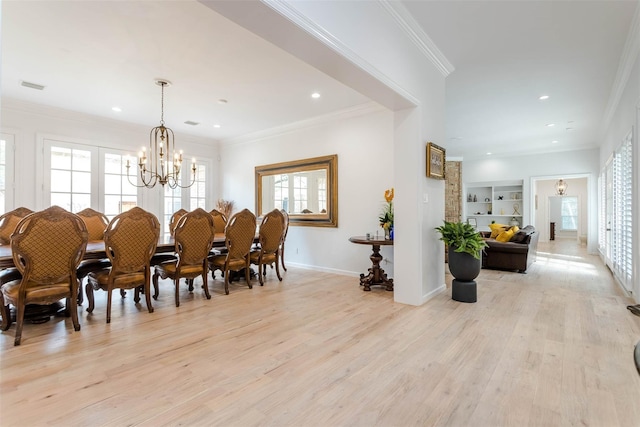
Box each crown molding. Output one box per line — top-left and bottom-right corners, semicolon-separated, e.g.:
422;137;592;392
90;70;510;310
377;0;454;77
601;1;640;134
262;0;420;108
221;101;386;146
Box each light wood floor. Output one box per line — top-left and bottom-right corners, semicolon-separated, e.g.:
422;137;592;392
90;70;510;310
1;240;639;426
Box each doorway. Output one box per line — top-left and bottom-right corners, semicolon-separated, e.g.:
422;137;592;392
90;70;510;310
531;176;589;246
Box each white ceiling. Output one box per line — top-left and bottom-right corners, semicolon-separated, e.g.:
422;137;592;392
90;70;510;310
2;1;638;159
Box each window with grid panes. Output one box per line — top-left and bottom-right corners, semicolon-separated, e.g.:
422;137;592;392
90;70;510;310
50;145;92;212
274;174;289;212
164;185;182;239
560;197;578;230
612;131;633;290
103;152;138;220
293;174;308;213
0;134;14;213
189;163;206;211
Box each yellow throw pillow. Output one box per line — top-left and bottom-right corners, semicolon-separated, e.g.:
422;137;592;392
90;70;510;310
510;225;519;234
496;229;515;242
489;223;508;239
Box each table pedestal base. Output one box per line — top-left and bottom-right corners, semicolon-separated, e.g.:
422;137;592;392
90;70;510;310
359;244;394;291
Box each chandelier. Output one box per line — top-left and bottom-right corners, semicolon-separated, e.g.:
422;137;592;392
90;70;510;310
126;79;196;189
555;179;568;196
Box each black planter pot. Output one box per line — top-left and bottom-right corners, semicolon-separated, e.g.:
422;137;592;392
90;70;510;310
448;246;481;303
447;246;481;281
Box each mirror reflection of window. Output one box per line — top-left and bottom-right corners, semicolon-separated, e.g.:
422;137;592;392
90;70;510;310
261;169;326;215
255;154;337;227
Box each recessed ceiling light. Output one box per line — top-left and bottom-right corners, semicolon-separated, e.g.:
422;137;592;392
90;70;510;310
566;127;574;131
218;99;228;105
184;120;199;126
546;123;555;127
486;152;492;155
213;124;221;128
112;107;122;112
311;92;321;99
20;80;45;90
539;95;549;100
552;140;559;144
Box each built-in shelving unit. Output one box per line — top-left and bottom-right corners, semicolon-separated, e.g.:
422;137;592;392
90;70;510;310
465;180;524;231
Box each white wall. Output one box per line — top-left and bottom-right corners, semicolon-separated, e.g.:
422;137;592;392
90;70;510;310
599;14;640;302
1;99;219;220
463;149;599;252
275;0;448;305
220;104;395;277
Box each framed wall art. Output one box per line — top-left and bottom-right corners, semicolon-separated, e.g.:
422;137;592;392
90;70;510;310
426;142;445;179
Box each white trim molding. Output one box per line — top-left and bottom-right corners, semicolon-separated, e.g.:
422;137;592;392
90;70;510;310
378;0;455;77
601;1;640;134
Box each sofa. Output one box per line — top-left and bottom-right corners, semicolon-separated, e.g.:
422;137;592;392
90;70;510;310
480;225;539;273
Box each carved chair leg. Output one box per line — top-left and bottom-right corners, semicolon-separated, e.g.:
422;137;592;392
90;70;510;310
68;295;80;332
281;246;287;271
174;277;180;307
224;270;230;295
14;305;25;346
85;283;95;314
0;294;12;330
275;257;282;281
258;262;264;286
144;282;154;313
77;278;84;305
106;289;113;324
202;273;211;300
152;271;160;300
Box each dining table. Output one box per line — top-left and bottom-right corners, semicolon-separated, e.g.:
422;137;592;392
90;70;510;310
0;233;246;323
0;233;232;270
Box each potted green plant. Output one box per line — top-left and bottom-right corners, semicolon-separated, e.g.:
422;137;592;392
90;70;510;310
435;221;488;302
435;221;487;260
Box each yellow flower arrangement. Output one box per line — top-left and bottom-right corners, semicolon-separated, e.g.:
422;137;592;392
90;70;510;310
379;187;394;230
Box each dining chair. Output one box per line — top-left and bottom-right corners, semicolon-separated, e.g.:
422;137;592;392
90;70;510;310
169;208;188;237
75;208;111;304
0;206;88;345
250;209;285;286
279;209;289;272
153;208;215;307
208;208;256;295
209;209;228;235
85;207;159;323
209;209;229;259
0;207;34;245
0;207;35;310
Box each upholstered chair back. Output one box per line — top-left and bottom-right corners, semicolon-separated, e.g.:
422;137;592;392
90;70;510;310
11;206;88;284
209;209;228;235
76;208;109;241
225;209;257;260
169;208;188;237
174;208;215;266
0;207;34;245
104;207;160;274
258;209;285;254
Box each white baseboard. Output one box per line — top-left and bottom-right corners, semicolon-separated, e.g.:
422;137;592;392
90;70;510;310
286;262;360;278
422;284;447;304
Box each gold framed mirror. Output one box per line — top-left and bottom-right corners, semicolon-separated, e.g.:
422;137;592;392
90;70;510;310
255;154;338;227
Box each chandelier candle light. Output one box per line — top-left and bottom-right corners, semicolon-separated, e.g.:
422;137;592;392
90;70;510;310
127;79;196;189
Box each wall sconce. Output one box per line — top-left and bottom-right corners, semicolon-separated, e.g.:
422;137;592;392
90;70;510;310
555;179;568;196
